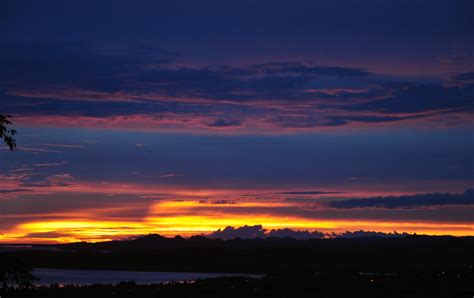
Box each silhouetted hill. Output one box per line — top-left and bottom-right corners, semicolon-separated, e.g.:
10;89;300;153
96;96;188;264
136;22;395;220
5;234;474;275
55;233;474;252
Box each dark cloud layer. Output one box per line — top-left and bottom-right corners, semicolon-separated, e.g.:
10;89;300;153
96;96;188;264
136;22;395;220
322;189;474;209
0;40;472;131
1;0;473;131
0;189;33;194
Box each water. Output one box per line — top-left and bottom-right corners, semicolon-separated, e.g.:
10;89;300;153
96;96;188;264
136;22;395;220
32;268;263;286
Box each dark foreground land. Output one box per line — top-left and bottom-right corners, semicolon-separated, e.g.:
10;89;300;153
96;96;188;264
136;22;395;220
6;234;474;274
2;234;474;297
5;273;474;298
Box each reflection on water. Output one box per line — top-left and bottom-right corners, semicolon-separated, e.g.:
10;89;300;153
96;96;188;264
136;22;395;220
33;268;263;286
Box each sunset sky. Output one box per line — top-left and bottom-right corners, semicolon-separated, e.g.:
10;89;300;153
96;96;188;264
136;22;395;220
1;0;473;243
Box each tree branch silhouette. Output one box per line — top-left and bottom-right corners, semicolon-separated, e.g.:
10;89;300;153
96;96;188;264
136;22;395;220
0;115;33;292
0;114;17;150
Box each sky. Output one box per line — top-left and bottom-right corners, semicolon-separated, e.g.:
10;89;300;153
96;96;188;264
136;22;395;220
0;0;473;243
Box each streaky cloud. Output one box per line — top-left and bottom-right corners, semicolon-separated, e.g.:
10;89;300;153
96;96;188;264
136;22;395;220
277;191;345;195
2;41;473;133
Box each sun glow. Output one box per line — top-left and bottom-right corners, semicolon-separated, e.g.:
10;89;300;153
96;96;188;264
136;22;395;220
2;186;473;244
2;200;473;243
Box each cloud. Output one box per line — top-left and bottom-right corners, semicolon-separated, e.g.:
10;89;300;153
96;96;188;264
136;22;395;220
43;144;86;149
198;199;238;205
0;189;33;194
267;228;325;239
209;225;267;239
447;71;474;87
19;173;75;188
451;72;474;82
159;173;184;178
2;41;473;133
328;230;409;238
321;189;474;209
344;82;474;115
208;225;410;239
0;41;174;89
277;191;344;195
206;118;242;128
210;200;237;205
23;231;75;240
32;163;62;167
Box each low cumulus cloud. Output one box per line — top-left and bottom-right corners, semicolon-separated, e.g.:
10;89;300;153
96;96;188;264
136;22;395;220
321;189;474;209
327;230;409;238
208;225;408;240
210;225;267;239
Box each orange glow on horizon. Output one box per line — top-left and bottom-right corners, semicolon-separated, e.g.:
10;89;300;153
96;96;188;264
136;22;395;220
1;212;473;244
2;189;473;244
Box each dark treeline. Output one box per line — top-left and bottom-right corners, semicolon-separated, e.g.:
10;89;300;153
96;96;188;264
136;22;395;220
4;273;474;298
5;234;474;274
